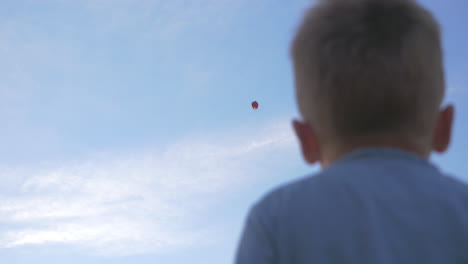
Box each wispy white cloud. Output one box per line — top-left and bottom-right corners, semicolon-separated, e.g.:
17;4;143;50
0;120;296;256
50;0;259;39
0;0;298;256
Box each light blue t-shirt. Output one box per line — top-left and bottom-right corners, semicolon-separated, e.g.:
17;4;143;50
235;148;468;264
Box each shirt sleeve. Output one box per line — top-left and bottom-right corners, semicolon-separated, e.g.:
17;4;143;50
234;204;277;264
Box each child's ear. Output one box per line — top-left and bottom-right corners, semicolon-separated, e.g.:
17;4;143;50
432;104;454;153
292;120;321;164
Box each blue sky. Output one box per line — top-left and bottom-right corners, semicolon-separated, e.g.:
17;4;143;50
0;0;466;263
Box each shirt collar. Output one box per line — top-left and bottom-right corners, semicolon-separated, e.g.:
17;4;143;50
335;147;432;166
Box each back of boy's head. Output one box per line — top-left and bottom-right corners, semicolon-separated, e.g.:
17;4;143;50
291;0;444;148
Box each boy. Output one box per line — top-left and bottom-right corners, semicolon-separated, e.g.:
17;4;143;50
235;0;468;263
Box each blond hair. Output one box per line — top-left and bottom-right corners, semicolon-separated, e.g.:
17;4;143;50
291;0;444;147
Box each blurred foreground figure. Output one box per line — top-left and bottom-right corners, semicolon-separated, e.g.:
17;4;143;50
235;0;468;263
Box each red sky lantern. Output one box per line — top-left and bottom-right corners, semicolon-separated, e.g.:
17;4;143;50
251;101;259;110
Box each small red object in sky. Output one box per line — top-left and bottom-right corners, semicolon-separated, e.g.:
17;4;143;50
251;101;259;110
